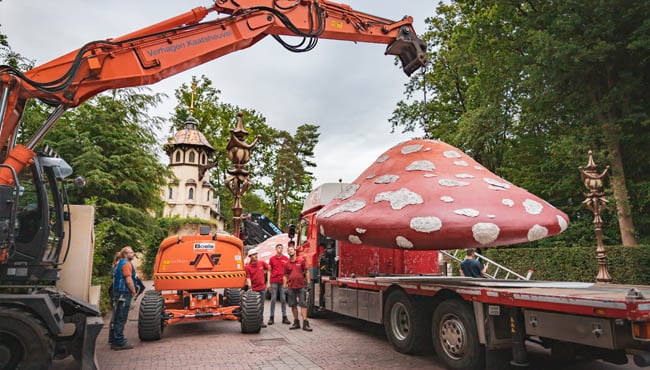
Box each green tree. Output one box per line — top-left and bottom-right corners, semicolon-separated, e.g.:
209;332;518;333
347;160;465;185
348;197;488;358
264;124;320;229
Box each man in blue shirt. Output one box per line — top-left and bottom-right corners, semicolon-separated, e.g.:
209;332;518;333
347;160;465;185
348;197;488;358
109;246;138;350
460;249;487;278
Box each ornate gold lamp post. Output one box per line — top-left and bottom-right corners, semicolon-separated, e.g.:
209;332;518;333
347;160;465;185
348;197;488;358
225;112;259;238
579;150;612;283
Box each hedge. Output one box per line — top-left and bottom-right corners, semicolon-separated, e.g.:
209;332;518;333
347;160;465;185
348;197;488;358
479;245;650;285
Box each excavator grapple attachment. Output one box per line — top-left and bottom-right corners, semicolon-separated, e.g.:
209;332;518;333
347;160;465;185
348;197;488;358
385;26;428;76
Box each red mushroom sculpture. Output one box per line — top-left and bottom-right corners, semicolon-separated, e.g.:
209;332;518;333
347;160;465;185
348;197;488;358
316;139;569;250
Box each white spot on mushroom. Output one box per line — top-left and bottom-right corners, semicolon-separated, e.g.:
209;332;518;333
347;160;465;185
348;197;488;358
440;196;454;203
488;214;496;219
483;178;511;189
454;160;469;167
527;224;548;241
474;165;485;170
374;188;424;210
424;174;437;178
396;236;414;249
438;179;470;187
336;184;360;200
349;235;363;244
502;199;514;207
472;223;500;245
322;200;366;218
488;186;507;191
376;155;390;163
455;173;475;179
523;199;543;215
454;208;480;217
355;228;366;234
366;174;376;179
557;215;568;232
424;147;431;152
410;217;442;233
401;144;423;154
406;160;435;171
374;175;400;184
443;150;462;158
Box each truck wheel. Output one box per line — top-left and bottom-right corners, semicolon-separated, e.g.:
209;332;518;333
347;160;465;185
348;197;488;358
240;290;262;334
224;288;241;306
383;290;429;354
0;307;53;370
138;290;165;341
432;300;484;369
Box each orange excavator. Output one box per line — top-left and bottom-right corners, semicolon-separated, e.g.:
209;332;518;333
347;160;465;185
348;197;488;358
0;1;426;368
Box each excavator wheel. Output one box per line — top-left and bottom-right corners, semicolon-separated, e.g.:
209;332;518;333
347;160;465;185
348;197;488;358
240;290;262;334
0;307;53;370
224;288;241;306
138;290;165;341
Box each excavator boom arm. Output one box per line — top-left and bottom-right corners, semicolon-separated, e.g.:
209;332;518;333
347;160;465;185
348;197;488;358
0;0;426;159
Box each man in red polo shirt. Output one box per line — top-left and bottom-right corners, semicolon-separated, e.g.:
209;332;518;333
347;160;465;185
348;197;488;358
283;244;312;331
267;243;290;325
245;248;270;328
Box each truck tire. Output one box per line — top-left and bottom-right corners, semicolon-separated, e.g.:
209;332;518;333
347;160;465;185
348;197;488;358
240;290;262;334
224;288;241;306
383;290;429;354
0;307;53;370
138;290;165;341
431;300;484;370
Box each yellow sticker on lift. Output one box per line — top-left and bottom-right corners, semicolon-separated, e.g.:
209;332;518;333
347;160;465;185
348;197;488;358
331;20;343;29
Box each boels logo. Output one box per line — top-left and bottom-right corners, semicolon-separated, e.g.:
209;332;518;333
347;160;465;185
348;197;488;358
194;242;215;251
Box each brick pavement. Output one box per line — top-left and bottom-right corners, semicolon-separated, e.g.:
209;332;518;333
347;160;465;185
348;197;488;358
52;285;439;370
51;283;643;370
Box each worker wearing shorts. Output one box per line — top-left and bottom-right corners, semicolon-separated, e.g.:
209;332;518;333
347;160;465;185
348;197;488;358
283;244;312;331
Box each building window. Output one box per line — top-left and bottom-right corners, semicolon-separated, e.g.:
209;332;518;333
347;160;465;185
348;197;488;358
201;153;206;165
188;188;194;200
206;191;210;201
168;187;173;199
189;151;195;163
175;151;181;163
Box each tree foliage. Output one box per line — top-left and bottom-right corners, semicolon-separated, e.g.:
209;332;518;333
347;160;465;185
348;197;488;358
391;0;650;246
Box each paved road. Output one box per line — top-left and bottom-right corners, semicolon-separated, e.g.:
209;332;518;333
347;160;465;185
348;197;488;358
51;286;644;370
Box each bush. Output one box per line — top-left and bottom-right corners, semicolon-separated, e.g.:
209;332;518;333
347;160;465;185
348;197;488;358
481;245;650;284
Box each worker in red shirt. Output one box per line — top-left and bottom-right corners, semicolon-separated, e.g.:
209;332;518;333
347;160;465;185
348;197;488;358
283;244;312;331
245;248;270;328
267;243;290;325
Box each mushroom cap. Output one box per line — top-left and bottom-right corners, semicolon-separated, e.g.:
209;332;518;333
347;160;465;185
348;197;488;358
316;139;569;250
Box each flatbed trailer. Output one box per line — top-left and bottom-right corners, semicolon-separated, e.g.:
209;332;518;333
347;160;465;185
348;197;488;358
313;274;650;369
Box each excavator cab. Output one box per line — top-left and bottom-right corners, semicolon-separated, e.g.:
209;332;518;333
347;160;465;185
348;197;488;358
0;151;70;282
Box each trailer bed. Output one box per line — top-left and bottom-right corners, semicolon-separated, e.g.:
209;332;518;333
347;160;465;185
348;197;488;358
328;276;650;321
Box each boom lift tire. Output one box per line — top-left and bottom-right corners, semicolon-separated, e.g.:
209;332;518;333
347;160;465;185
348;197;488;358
224;288;241;307
431;299;485;370
383;290;429;354
138;290;165;341
240;290;262;334
0;307;53;370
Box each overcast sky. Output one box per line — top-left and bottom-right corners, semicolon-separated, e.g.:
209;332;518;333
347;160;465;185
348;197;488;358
1;1;435;186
